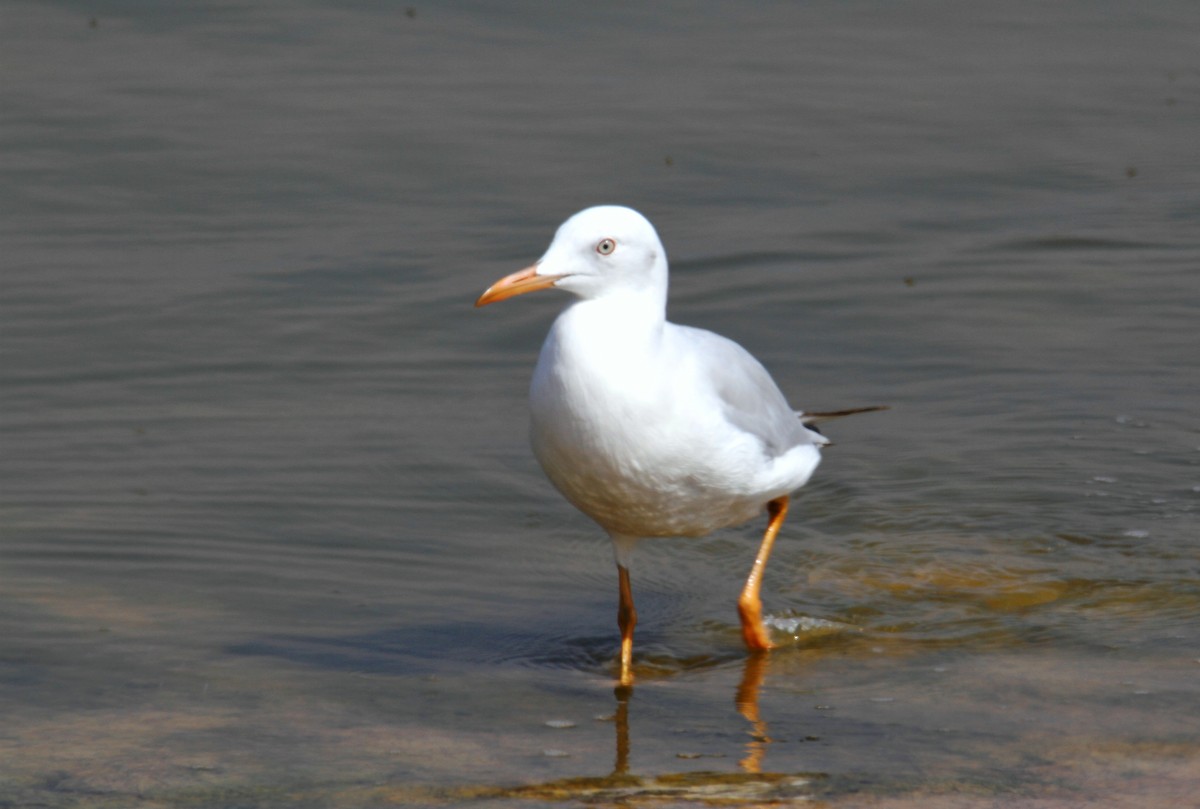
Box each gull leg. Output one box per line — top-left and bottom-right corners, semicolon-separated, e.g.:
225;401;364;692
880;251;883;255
617;564;637;685
738;496;789;651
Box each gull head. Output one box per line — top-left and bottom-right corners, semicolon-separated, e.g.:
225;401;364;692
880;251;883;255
476;206;668;307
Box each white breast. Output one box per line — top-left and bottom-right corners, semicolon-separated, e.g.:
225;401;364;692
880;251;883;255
528;297;820;538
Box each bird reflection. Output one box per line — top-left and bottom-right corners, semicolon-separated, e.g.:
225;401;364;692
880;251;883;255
498;654;815;804
609;651;772;777
735;652;771;773
611;683;633;776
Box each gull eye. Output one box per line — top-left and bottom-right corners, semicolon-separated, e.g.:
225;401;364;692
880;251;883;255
595;238;617;256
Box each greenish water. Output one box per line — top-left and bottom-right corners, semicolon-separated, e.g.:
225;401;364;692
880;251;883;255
3;1;1198;806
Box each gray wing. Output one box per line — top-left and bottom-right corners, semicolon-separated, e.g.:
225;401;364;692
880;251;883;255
668;324;825;457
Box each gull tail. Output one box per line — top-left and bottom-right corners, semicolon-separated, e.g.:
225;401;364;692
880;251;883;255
799;405;889;426
799;406;888;441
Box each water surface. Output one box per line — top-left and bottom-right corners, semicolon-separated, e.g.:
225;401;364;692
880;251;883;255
3;1;1199;806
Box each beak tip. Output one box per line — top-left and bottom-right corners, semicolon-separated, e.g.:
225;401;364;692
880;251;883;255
473;265;559;308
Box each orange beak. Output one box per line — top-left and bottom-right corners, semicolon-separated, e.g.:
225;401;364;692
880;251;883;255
475;265;565;307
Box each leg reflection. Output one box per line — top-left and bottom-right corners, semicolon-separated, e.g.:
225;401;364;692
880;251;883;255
606;655;772;778
495;663;818;805
735;652;771;773
612;683;633;776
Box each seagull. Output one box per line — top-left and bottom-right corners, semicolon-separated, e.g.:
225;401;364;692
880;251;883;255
476;205;882;685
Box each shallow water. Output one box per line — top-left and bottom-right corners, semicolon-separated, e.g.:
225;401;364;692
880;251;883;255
3;1;1199;806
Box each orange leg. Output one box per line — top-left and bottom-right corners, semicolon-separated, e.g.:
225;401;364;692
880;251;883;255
617;564;637;685
737;496;789;652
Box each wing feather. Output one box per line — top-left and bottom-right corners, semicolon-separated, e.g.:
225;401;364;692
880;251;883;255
668;325;824;457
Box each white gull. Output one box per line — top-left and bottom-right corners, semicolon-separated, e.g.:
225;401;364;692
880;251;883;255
476;205;881;684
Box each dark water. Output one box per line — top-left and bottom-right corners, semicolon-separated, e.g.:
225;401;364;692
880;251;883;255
3;2;1199;806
